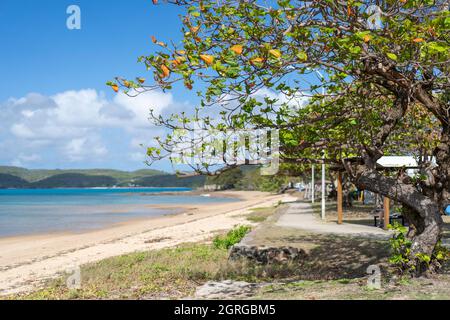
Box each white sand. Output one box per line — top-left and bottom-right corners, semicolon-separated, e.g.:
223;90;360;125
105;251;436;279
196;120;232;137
0;191;295;295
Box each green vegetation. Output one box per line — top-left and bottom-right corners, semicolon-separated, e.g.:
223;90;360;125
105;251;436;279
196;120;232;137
0;174;29;188
246;207;278;223
205;166;297;192
136;174;206;188
10;240;450;300
0;166;164;183
12;244;229;300
389;222;450;275
206;167;244;189
213;225;251;249
117;0;449;275
33;173;117;188
0;166;206;189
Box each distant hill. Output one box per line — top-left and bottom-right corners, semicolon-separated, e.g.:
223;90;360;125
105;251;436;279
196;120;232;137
31;173;117;188
136;174;206;188
0;174;30;188
0;166;207;189
0;166;165;183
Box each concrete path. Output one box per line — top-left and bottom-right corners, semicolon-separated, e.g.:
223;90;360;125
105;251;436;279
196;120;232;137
276;202;391;239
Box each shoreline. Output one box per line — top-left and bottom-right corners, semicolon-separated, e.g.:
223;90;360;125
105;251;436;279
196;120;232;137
0;190;296;295
0;189;237;240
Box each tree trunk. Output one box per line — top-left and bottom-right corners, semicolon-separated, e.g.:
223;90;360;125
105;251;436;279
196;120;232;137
353;166;443;275
435;125;450;212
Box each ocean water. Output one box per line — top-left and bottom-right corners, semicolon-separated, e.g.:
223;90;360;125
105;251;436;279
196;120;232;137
0;188;237;238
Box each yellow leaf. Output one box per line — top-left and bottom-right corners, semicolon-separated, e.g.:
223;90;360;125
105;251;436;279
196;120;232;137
363;35;371;43
176;50;186;55
171;57;185;67
111;84;119;93
160;65;170;78
184;81;193;90
250;57;264;65
230;44;243;55
137;78;146;84
151;36;157;43
200;54;214;65
413;38;424;43
268;49;282;58
123;80;130;88
190;26;200;33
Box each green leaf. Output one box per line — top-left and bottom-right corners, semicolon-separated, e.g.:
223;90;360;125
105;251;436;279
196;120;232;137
296;51;308;61
386;53;398;61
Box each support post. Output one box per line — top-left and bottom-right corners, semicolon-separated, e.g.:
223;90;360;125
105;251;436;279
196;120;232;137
383;197;390;230
321;157;326;220
311;165;315;204
337;171;343;224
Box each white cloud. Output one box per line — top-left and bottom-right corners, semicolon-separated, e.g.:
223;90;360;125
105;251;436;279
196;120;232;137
64;137;108;162
130;152;146;162
10;123;35;139
1;88;184;166
11;153;41;167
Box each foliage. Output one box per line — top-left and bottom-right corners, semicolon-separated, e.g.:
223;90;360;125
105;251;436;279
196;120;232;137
388;222;413;273
110;0;450;274
389;222;450;275
206;167;244;189
235;166;293;192
213;225;251;249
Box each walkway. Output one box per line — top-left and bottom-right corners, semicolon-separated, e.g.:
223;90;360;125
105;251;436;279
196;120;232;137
276;201;390;240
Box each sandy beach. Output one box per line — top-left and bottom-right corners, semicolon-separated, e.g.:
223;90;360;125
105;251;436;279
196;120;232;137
0;191;295;295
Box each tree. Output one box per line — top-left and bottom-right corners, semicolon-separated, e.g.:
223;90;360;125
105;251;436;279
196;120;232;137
206;167;244;189
110;0;449;275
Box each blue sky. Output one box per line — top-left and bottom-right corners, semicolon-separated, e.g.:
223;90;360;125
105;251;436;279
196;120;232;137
0;0;195;172
0;0;318;172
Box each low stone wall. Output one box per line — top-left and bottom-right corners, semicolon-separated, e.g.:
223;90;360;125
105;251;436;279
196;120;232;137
229;245;307;264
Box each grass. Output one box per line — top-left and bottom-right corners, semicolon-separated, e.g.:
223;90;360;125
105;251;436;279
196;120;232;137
6;203;450;300
246;206;278;223
11;243;229;300
213;225;251;249
9;243;312;300
7;240;450;300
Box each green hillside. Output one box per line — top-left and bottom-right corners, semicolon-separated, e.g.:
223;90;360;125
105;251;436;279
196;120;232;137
0;166;165;183
136;174;206;188
30;173;116;188
0;174;30;188
0;166;209;189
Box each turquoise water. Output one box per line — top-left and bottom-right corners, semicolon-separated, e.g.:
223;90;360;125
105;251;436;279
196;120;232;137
0;188;237;237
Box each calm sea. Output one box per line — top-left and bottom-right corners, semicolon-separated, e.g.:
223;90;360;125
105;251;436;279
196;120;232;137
0;188;237;238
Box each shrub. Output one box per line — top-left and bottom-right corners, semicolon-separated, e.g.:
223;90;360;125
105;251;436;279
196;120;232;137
213;225;251;249
388;222;450;275
388;222;412;273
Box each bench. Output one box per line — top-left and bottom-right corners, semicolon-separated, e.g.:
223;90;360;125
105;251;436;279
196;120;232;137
373;214;405;227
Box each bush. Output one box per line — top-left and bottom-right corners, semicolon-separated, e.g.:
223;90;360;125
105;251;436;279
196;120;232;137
213;225;251;249
388;222;412;273
388;222;450;275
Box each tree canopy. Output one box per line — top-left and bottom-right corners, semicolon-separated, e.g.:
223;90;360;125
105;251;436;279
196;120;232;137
109;0;449;275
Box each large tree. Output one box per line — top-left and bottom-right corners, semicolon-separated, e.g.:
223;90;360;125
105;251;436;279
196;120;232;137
111;0;449;274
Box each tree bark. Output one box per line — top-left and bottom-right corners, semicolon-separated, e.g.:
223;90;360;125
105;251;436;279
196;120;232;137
434;125;450;212
353;166;443;275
